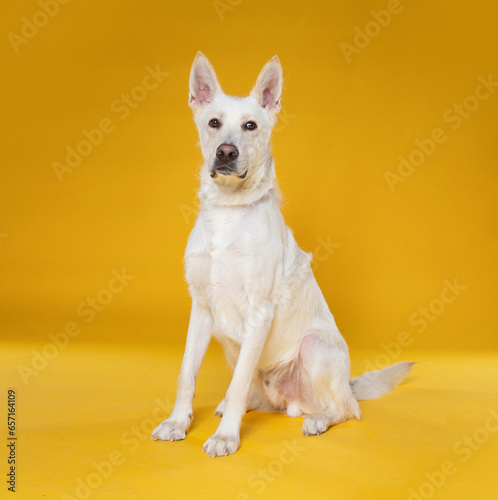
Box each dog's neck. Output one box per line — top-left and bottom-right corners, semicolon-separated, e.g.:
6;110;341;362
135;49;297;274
199;156;278;208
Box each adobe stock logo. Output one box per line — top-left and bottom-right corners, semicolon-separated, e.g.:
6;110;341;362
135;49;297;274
7;0;73;54
51;65;168;181
363;278;467;372
236;440;306;499
408;408;498;500
17;268;134;385
61;396;173;500
340;0;412;64
213;0;243;21
385;74;498;192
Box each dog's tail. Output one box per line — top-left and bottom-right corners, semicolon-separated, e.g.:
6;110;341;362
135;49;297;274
349;361;415;401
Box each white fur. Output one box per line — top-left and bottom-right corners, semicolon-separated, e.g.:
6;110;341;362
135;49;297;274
151;52;414;457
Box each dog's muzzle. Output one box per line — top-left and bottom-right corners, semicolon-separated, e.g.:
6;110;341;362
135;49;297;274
210;143;247;179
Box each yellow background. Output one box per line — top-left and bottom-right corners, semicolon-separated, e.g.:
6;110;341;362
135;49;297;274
1;0;497;499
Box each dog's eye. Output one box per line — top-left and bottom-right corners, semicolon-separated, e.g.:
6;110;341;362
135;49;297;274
209;119;221;128
244;121;257;131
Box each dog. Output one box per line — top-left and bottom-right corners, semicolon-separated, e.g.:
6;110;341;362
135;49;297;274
151;52;414;457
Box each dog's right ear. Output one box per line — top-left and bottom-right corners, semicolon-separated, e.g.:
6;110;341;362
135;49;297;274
189;52;222;113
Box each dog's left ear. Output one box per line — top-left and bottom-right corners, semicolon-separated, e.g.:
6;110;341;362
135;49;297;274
250;56;283;115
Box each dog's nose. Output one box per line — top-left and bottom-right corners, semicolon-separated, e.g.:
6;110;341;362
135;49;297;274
216;143;238;163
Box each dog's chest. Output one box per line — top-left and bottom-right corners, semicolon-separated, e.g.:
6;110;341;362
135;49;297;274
185;203;274;342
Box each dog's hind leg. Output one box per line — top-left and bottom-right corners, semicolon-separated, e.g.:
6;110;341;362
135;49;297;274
298;332;360;436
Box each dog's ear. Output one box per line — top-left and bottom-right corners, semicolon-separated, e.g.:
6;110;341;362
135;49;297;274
189;52;222;112
250;56;283;115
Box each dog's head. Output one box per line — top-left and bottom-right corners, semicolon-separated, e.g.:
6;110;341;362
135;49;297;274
188;52;283;188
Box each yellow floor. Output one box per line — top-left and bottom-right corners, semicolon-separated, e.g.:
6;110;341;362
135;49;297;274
2;328;498;500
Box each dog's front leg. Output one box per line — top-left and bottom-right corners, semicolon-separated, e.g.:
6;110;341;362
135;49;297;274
152;300;213;442
203;303;274;457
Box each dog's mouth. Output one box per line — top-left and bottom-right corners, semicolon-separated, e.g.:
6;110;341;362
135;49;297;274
210;168;248;180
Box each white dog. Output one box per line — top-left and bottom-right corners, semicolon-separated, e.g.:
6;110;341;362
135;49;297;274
152;52;414;457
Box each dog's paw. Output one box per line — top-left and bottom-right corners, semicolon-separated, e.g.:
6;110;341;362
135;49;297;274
302;413;330;436
215;399;225;417
151;418;190;441
202;434;240;457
